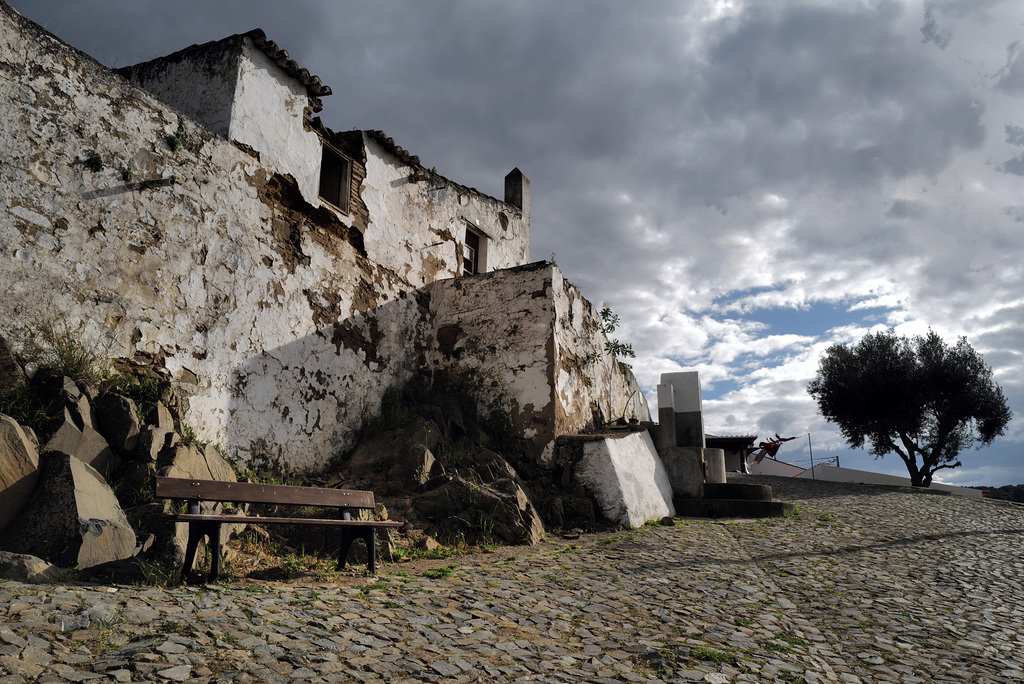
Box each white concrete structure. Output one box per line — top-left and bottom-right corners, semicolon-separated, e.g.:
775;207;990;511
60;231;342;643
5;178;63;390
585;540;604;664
657;371;705;450
748;457;806;477
574;431;675;528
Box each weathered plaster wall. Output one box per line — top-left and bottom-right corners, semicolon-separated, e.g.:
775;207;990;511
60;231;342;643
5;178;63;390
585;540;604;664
0;4;643;475
360;133;530;287
551;270;651;433
117;38;240;139
423;264;556;461
121;35;324;207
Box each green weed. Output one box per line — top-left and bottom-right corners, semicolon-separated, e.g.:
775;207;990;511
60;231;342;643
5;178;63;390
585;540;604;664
691;646;732;663
420;565;457;579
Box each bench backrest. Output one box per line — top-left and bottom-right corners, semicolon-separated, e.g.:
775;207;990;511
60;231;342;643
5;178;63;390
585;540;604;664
154;477;375;510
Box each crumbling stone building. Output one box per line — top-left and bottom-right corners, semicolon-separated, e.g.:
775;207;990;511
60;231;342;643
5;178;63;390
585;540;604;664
0;2;648;472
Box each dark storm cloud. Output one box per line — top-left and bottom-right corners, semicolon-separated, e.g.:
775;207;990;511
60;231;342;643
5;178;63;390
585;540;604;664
921;5;952;50
998;154;1024;175
14;0;325;67
886;199;929;219
694;3;984;192
1005;125;1024;145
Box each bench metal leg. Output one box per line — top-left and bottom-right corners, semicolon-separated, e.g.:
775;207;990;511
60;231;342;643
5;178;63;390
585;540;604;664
181;521;222;583
366;528;377;575
339;527;378;574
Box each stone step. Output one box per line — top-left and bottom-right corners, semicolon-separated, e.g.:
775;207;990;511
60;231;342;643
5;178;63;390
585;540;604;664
673;497;795;519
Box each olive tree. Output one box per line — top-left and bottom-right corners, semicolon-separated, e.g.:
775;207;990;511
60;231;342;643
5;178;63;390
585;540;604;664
807;329;1011;487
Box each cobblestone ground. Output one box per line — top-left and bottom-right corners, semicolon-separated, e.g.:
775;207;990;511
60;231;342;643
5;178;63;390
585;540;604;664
2;474;1023;683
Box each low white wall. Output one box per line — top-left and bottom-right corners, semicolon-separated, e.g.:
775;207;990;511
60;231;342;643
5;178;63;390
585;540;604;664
574;431;675;528
795;464;984;497
749;458;806;477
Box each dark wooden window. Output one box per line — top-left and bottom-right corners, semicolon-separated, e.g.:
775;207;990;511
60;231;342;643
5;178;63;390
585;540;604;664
463;229;481;275
318;144;352;213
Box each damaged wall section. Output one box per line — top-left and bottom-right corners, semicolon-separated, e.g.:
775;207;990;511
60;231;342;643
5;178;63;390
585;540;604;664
421;263;650;464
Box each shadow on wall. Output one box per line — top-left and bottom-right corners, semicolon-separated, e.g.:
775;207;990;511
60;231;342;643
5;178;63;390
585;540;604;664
225;290;424;473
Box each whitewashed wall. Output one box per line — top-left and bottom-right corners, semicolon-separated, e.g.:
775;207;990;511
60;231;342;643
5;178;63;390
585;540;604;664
551;269;651;433
121;35;324;207
0;5;411;470
231;39;323;206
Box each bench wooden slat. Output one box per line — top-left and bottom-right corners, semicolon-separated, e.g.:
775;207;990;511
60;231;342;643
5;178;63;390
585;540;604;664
155;477;375;509
174;514;403;527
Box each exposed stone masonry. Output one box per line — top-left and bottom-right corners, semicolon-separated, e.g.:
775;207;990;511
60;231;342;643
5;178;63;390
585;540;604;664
1;475;1021;682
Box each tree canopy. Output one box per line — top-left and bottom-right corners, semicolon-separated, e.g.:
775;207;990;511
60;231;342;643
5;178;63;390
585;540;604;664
807;329;1011;487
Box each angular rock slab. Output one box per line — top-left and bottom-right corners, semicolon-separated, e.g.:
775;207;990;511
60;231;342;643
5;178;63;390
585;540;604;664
0;451;136;569
0;334;26;390
94;392;140;456
415;473;545;544
0;414;40;534
158;442;236;482
156;443;238;564
574;430;675;528
45;411;116;477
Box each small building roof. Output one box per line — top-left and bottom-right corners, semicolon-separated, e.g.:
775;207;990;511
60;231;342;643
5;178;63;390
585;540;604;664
119;28;331;107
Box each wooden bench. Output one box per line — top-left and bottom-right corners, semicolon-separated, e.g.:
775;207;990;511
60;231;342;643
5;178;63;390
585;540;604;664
154;476;403;581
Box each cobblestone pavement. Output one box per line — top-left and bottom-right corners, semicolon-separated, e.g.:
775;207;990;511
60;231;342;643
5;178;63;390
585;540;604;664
2;474;1023;683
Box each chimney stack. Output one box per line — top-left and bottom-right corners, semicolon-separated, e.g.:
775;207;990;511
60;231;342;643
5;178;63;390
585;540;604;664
504;168;530;227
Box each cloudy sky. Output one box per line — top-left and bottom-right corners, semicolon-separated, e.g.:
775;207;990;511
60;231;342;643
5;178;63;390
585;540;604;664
13;0;1023;486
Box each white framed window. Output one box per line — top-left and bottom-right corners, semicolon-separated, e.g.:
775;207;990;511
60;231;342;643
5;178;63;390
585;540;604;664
463;229;480;274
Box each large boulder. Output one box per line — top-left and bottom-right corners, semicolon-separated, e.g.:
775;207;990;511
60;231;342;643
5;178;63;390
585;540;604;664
57;376;96;432
342;417;448;492
0;415;40;533
134;424;174;463
0;451;137;569
158;442;236;483
155;442;239;566
414;473;545;545
0;550;60;583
